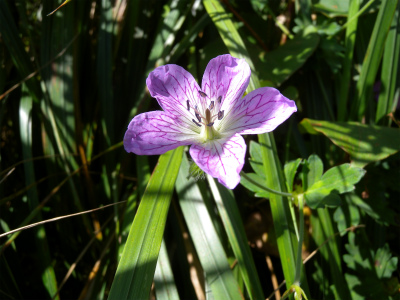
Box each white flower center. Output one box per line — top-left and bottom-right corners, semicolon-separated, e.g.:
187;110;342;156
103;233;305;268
186;90;225;142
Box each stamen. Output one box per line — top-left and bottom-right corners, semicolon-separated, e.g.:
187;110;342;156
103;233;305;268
192;119;202;127
218;110;224;120
217;96;222;103
209;101;214;110
205;109;212;124
195;112;201;123
198;90;208;98
207;122;214;127
186;100;190;111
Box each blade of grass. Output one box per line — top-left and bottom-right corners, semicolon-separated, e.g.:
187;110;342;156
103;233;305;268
337;0;360;121
351;0;398;121
19;84;59;299
175;154;243;300
108;147;184;300
204;0;308;292
154;239;180;300
207;176;264;300
376;0;400;124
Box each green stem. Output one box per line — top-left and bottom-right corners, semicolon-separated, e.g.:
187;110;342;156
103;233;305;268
240;172;293;198
293;194;305;285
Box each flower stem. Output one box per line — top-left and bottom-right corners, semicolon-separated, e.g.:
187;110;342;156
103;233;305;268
240;172;293;198
293;194;305;285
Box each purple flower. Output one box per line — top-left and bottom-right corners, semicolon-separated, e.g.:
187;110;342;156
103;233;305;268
124;54;297;189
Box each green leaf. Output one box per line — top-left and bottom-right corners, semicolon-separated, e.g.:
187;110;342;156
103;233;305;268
240;172;269;198
300;119;400;167
108;147;183;300
176;154;242;300
305;154;323;189
333;195;360;236
258;33;320;86
305;164;365;209
313;0;350;17
284;158;302;192
248;141;265;178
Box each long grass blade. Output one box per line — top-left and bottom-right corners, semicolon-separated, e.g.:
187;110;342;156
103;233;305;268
375;1;400;124
207;176;264;300
351;0;398;121
176;154;243;300
108;147;183;300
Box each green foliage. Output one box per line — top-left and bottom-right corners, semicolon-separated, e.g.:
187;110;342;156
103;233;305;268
1;0;399;299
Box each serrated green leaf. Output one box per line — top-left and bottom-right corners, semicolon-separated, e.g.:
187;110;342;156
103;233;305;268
300;119;400;167
305;164;365;208
284;158;302;192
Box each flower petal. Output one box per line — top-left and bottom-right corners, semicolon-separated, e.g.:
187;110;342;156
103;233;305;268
221;87;297;135
124;111;199;155
146;64;201;132
201;54;250;114
189;134;246;189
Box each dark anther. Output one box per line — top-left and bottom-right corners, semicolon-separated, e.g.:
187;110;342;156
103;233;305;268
186;100;190;111
198;90;208;98
192;119;202;127
207;122;214;127
209;101;214;110
195;112;201;123
217;96;222;103
218;110;224;120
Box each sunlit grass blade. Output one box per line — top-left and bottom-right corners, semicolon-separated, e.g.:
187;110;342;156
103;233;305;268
207;176;264;300
337;0;360;121
204;0;306;292
376;1;400;124
351;0;398;121
154;239;180;300
176;154;243;300
19;85;59;299
108;147;183;300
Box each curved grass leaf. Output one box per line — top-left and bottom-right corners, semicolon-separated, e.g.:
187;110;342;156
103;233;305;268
108;147;183;300
207;176;265;300
300;118;400;167
176;154;243;300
